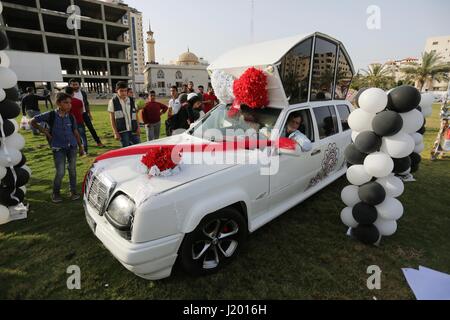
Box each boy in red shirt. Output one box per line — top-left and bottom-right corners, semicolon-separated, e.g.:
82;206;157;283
65;87;88;155
141;90;168;141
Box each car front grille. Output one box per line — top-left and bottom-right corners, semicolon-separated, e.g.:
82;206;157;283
86;172;114;215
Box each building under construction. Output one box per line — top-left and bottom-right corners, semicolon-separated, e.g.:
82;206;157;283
0;0;134;94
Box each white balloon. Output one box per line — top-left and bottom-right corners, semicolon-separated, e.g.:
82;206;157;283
351;131;360;143
374;218;398;236
4;133;26;151
0;88;5;102
358;88;388;114
421;105;432;118
348;109;375;132
0;166;6;180
420;93;434;109
376;175;404;198
400;109;424;134
341;185;361;207
346;165;372;186
410;133;423;145
414;142;424;154
381;132;415;158
0;205;10;224
0;52;10;68
0;148;22;167
340;207;359;228
376;198;404;221
363;152;394;178
0;67;18;89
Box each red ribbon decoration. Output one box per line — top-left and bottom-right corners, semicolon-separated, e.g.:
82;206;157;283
94;137;296;164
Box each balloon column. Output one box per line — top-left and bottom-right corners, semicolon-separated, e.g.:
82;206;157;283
0;3;30;225
341;85;431;245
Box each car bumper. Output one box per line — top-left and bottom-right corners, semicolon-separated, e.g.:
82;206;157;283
84;200;184;280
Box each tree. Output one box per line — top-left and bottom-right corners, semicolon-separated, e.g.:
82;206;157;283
401;51;450;92
359;63;395;90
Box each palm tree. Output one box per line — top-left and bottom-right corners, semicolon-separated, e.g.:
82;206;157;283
360;63;395;90
401;51;450;92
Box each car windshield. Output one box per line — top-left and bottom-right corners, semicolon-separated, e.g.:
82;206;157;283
190;104;282;142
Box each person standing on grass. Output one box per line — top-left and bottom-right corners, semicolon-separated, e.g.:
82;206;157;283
108;81;141;147
166;86;180;137
141;90;168;141
43;88;53;110
69;79;105;148
30;92;84;203
64;86;88;156
21;87;47;136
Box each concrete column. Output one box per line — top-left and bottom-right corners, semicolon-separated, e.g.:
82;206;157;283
127;8;136;94
70;0;84;89
101;4;112;93
35;0;48;53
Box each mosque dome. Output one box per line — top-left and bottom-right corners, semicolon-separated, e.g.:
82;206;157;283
176;50;200;65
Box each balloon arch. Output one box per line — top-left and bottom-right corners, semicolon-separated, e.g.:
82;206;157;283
341;86;434;245
0;2;30;225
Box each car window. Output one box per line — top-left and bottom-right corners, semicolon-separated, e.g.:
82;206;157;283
313;105;339;139
310;37;338;102
337;104;351;131
278;37;313;105
282;109;314;143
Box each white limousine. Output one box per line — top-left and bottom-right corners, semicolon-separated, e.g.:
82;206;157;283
83;32;355;280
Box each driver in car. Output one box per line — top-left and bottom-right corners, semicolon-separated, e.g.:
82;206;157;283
282;112;312;152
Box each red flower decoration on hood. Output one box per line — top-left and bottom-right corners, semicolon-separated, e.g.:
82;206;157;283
141;146;178;172
233;67;269;109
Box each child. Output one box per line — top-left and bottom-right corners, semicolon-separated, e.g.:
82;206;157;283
31;92;84;203
64;86;88;155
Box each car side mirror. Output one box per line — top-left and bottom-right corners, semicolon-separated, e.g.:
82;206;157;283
276;137;301;156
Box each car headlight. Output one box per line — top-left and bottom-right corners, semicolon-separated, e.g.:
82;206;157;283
105;194;135;231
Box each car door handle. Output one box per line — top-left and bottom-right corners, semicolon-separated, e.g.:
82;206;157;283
311;149;321;156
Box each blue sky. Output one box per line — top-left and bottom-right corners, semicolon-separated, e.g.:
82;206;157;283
125;0;450;71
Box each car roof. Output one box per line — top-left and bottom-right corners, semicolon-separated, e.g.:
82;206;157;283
208;32;353;72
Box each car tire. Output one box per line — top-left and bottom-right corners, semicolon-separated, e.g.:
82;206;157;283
179;207;247;276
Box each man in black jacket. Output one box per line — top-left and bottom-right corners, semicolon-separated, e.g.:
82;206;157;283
21;87;47;135
69;79;105;147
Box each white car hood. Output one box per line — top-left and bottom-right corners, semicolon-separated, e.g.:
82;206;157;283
92;134;239;200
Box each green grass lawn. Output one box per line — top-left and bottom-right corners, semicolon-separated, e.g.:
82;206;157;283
0;103;449;300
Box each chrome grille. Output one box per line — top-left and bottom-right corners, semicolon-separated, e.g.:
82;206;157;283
87;175;109;214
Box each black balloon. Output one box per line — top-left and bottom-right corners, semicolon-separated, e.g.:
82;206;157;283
355;131;382;153
14;153;27;169
417;125;426;135
393;156;412;174
372;111;403;137
358;182;386;206
1;167;30;188
345;144;367;165
0;99;21;119
4;88;20;102
0;119;15;137
351;225;380;245
0;31;8;51
354;88;368;108
410;152;422;173
352;202;378;225
0;187;24;206
387;85;422;113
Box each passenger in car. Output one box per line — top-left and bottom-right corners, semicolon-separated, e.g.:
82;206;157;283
282;112;313;152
